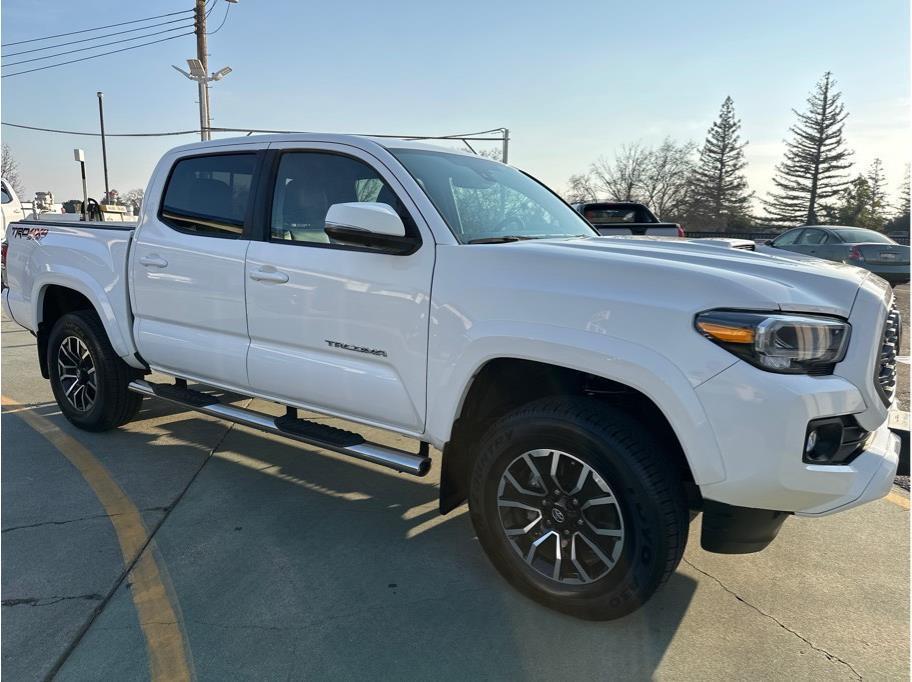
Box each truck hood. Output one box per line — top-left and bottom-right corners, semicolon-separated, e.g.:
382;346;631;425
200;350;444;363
519;235;872;317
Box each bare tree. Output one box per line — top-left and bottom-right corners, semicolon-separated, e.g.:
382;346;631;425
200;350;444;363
1;143;25;197
475;148;503;162
590;143;652;202
565;173;599;203
641;138;696;221
572;140;695;220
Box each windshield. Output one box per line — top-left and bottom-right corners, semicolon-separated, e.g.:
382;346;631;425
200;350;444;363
832;228;896;244
390;149;596;243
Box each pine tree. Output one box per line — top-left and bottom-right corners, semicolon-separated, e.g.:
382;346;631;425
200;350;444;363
764;72;853;225
688;96;752;229
885;164;910;234
828;175;873;227
865;158;889;229
897;164;910;218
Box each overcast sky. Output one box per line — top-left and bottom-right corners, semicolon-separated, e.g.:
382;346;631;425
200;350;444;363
1;0;909;211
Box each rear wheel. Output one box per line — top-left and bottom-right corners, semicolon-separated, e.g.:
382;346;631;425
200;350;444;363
468;397;688;620
48;310;142;431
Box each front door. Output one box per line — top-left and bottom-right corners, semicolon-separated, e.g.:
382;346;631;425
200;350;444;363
244;143;434;433
131;149;259;388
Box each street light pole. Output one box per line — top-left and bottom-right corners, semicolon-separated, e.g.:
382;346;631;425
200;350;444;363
96;92;110;203
174;1;234;137
195;0;210;141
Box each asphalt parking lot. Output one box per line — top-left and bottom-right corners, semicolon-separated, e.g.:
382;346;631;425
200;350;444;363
2;287;909;681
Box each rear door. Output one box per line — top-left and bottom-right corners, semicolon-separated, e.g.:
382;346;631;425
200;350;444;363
244;142;435;432
131;149;261;388
790;227;829;257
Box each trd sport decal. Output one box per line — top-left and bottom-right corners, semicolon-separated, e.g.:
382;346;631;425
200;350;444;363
325;340;388;358
12;227;49;241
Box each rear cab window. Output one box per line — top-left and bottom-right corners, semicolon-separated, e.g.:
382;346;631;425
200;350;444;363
160;153;257;237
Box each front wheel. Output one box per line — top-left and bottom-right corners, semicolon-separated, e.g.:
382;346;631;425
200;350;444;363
468;397;688;620
47;310;142;431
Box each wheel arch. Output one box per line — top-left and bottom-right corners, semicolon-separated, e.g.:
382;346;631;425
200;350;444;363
434;344;727;514
35;278;135;378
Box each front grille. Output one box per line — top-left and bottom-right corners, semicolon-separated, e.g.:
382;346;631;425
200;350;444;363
874;302;901;405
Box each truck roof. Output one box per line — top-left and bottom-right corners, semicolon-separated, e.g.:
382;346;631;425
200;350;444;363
167;133;476;157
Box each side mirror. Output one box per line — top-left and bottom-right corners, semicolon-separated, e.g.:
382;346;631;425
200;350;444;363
324;202;419;255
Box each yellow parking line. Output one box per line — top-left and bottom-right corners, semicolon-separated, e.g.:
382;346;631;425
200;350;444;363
886;490;911;510
1;395;193;681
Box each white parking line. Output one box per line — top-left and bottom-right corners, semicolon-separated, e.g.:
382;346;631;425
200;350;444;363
896;356;910;365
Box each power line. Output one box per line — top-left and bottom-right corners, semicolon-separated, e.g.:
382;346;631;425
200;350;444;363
2;25;194;68
3;8;193;47
1;122;200;137
1;32;193;78
209;127;507;141
207;4;232;35
2;16;195;58
1;122;509;142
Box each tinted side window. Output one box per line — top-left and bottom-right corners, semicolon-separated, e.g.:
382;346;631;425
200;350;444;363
774;229;802;246
270;152;411;245
798;228;826;245
1;185;12;204
161;154;256;237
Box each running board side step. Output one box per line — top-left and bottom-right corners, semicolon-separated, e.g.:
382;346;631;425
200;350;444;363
128;380;431;477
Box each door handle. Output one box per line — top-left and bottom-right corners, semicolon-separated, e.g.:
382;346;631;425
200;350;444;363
139;254;168;268
249;267;289;284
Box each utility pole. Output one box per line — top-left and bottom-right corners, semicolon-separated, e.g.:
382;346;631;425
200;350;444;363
195;0;210;141
96;92;110;203
502;128;510;164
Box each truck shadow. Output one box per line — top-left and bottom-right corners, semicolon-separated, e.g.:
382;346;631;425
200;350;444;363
13;397;699;680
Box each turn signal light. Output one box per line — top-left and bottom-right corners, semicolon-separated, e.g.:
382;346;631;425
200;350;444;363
695;321;755;344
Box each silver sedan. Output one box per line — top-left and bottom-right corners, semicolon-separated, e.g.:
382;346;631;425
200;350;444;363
765;226;910;285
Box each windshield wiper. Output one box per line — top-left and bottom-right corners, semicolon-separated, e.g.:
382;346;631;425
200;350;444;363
467;235;536;244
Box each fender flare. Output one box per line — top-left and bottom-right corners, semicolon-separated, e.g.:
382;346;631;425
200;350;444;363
427;323;729;487
32;268;135;361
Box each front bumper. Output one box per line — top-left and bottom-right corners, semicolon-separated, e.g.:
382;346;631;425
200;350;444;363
695;360;900;516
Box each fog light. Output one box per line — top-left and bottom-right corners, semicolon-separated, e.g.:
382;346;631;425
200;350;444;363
803;418;845;463
805;430;818;454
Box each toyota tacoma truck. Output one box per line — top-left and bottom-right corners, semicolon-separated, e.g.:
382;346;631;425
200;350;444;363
3;134;901;620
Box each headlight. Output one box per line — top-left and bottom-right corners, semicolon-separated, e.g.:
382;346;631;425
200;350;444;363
695;310;850;374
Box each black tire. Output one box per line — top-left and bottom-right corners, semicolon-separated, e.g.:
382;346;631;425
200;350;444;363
468;396;688;620
47;310;142;431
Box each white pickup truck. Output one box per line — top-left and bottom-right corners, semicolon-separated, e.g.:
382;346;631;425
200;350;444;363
3;134;901;620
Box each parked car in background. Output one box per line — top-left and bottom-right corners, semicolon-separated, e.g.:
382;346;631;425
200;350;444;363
1;178;25;232
571;201;684;237
768;226;910;285
1;178;26;287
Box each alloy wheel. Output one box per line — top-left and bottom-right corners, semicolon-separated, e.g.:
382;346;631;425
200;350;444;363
57;336;97;412
497;448;624;584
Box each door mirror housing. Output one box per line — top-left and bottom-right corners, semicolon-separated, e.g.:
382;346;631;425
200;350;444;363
324;202;419;255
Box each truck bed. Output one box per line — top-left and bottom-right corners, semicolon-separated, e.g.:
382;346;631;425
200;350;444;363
3;219;138;362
